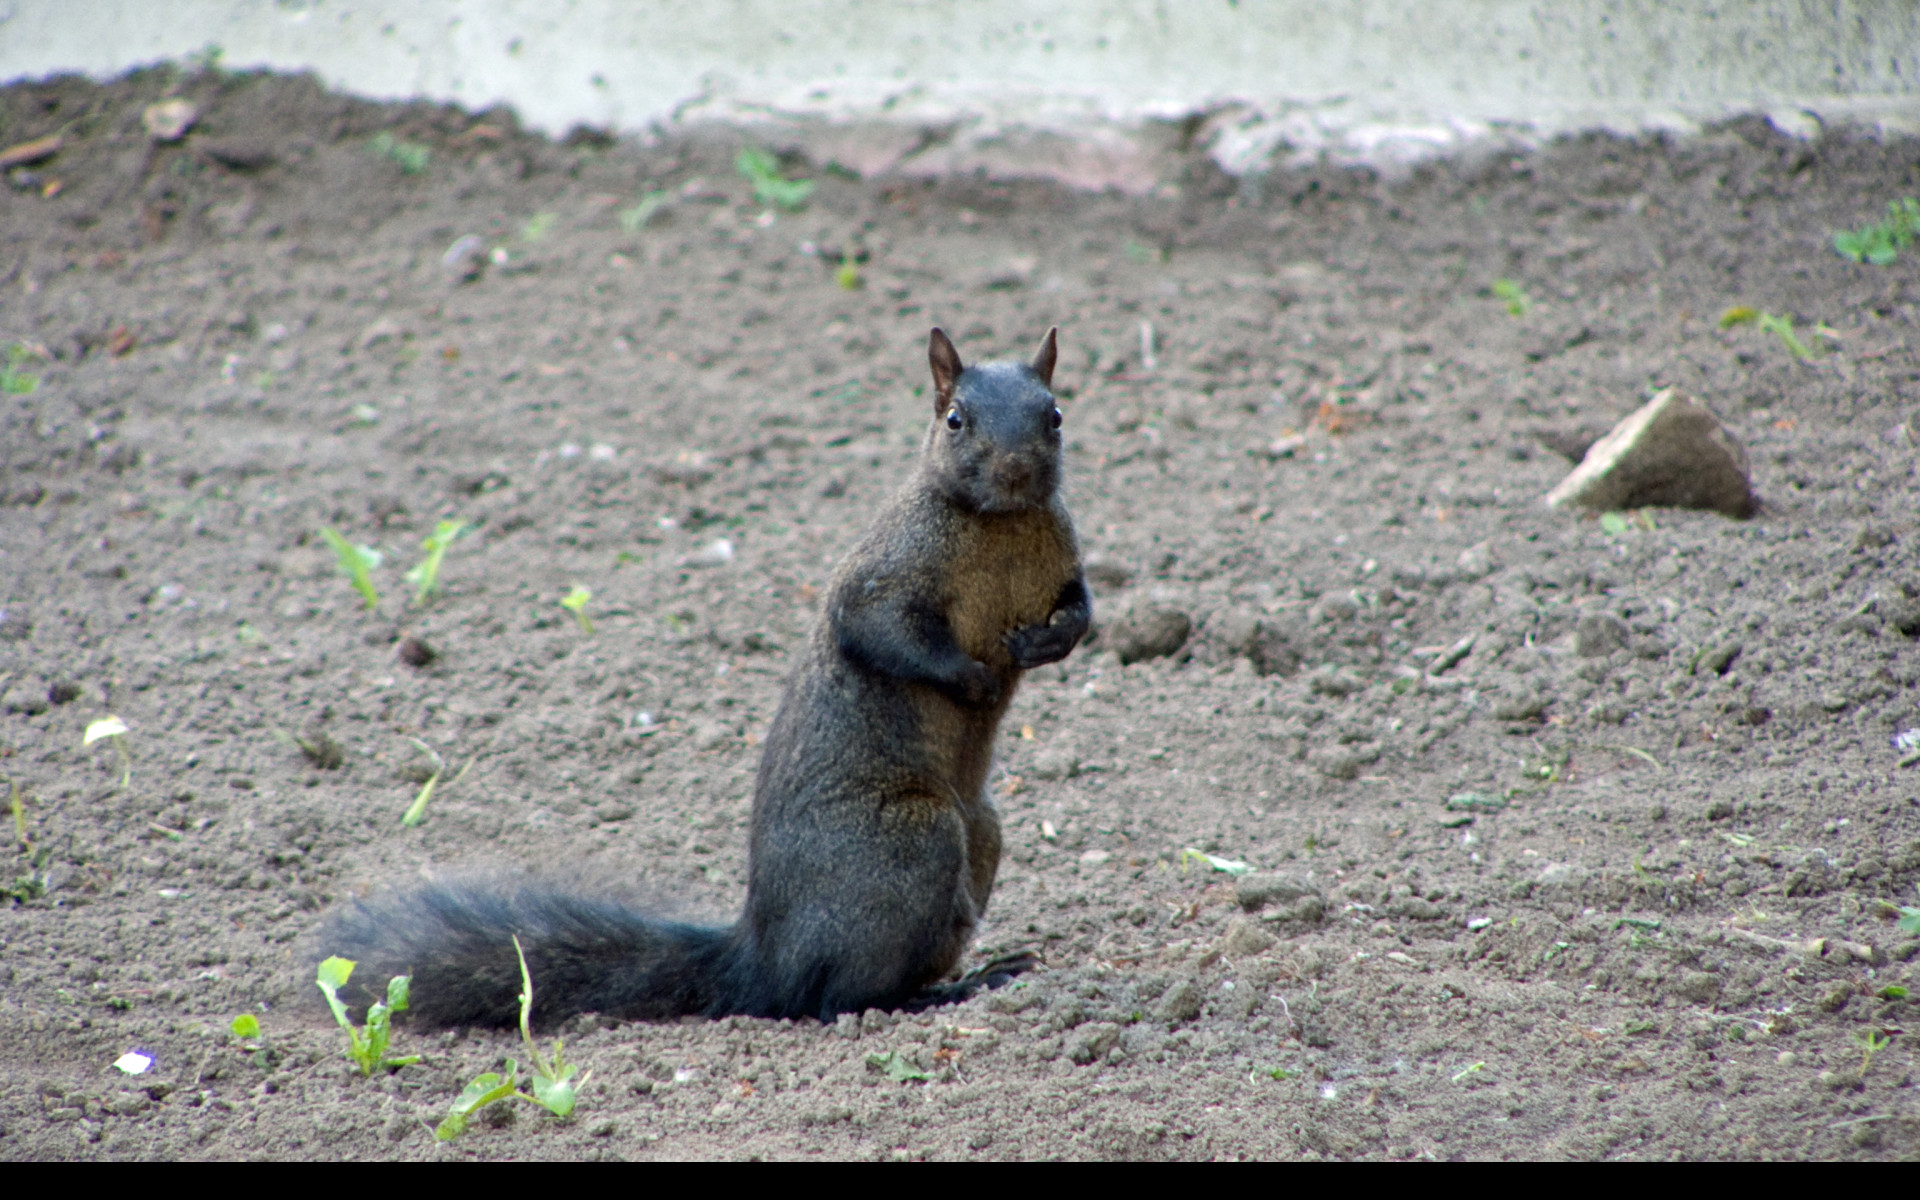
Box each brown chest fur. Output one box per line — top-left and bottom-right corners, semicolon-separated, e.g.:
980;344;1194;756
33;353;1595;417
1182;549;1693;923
940;500;1079;672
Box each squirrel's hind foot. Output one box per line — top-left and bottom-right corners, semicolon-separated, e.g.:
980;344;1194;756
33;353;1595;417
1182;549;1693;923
902;950;1040;1011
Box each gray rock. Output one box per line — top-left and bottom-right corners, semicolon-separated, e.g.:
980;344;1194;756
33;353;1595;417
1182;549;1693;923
1066;1022;1123;1065
1390;897;1451;921
1235;872;1318;911
1537;861;1586;887
1217;916;1278;958
1028;748;1079;781
1545;388;1756;518
1207;608;1302;677
441;235;488;284
1155;979;1204;1023
1083;555;1133;592
1491;691;1547;722
1308;666;1366;697
1107;605;1191;664
1574;612;1630;657
1307;743;1379;780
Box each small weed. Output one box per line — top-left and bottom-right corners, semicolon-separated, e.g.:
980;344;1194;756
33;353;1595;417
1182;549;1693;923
8;776;26;850
369;131;431;175
315;956;421;1076
1;344;41;394
1123;240;1164;265
1897;892;1920;937
1491;279;1531;316
1181;847;1252;876
835;253;863;291
4;846;51;904
1858;1027;1891;1074
1450;1061;1486;1083
436;936;586;1139
560;585;594;634
1261;1065;1300;1081
735;148;813;212
320;528;382;610
1878;985;1908;1001
1599;509;1656;536
618;190;669;232
230;1013;261;1039
404;520;465;606
84;715;132;788
1834;198;1920;265
188;43;226;74
864;1051;930;1083
521;212;557;242
400;738;470;827
1719;306;1818;361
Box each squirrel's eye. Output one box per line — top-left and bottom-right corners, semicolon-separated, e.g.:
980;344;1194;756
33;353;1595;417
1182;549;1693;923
1050;407;1063;429
945;408;963;431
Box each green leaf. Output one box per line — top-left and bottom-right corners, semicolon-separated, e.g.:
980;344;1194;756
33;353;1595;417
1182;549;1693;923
1879;985;1908;1000
385;973;412;1013
230;1013;261;1039
865;1050;930;1082
435;1068;520;1141
1898;907;1920;936
529;1067;578;1116
315;956;355;1028
1599;511;1630;535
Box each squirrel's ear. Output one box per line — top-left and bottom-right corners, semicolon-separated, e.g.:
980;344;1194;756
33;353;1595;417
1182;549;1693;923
928;327;963;411
1030;327;1059;389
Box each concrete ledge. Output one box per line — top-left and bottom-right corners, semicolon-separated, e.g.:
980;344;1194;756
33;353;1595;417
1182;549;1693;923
3;1;1917;184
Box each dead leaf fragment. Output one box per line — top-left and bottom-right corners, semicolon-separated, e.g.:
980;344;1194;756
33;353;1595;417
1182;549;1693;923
143;99;198;142
0;134;61;170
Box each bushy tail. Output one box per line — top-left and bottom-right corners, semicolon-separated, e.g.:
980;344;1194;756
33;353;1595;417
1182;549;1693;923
323;882;736;1028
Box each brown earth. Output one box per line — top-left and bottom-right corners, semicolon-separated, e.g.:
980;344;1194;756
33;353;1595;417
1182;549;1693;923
3;67;1920;1161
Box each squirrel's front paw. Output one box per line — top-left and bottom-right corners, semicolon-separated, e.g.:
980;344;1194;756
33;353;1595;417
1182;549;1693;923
1005;618;1080;669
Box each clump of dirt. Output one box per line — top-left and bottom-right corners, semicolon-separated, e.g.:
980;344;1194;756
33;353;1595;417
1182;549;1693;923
3;67;1920;1160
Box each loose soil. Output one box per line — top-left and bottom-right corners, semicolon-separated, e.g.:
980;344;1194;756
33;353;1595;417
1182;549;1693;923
4;68;1920;1162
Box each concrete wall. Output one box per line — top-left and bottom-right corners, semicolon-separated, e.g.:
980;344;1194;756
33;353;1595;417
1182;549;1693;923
3;1;1917;181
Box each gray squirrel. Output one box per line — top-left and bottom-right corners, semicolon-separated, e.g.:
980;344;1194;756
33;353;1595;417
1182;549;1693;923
326;327;1090;1024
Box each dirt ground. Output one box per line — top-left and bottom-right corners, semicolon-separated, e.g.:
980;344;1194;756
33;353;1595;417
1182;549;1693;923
3;67;1920;1161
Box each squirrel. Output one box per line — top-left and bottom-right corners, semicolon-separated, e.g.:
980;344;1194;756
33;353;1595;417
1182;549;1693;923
325;327;1091;1026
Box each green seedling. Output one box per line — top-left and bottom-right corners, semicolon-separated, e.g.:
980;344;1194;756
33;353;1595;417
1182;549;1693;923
1858;1027;1891;1074
369;131;430;175
1599;509;1657;536
521;211;557;242
436;936;587;1140
735;147;813;212
404;520;465;606
1;344;41;394
1451;1061;1486;1083
1123;239;1163;265
865;1051;930;1083
315;956;420;1076
1261;1065;1300;1081
1878;985;1909;1001
618;189;669;233
1181;847;1252;876
1834;197;1920;265
835;253;862;291
1897;887;1920;937
400;738;470;827
560;585;594;634
1491;279;1532;316
1718;307;1818;361
320;528;382;610
230;1013;260;1039
8;776;26;850
84;715;132;788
